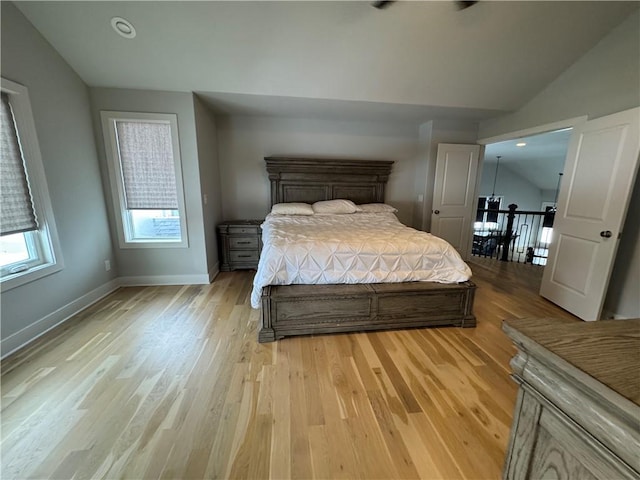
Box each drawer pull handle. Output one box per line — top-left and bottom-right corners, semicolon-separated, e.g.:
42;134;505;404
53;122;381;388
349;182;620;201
237;241;251;244
238;255;252;258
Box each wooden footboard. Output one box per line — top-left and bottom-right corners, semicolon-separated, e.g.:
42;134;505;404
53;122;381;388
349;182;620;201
258;281;476;342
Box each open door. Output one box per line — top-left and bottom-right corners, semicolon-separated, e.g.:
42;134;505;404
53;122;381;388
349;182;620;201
540;107;640;320
431;143;480;258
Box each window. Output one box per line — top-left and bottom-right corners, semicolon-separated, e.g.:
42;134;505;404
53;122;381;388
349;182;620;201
540;202;556;245
101;111;188;248
474;196;502;230
1;78;63;291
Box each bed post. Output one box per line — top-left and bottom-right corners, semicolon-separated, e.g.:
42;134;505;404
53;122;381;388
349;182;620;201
460;281;477;327
267;172;281;208
258;286;276;342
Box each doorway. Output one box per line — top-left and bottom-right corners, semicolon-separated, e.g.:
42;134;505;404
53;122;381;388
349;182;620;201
473;128;571;283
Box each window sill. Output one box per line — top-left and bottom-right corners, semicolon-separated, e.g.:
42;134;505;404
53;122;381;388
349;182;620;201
0;261;64;292
118;239;189;249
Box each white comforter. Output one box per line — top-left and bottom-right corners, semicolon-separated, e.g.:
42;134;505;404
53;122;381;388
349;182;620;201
250;212;472;308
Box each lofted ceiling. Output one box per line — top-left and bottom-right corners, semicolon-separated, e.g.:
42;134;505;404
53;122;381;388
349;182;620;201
13;1;639;123
484;128;571;191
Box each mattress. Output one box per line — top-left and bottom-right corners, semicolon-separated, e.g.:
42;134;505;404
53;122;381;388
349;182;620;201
250;212;472;308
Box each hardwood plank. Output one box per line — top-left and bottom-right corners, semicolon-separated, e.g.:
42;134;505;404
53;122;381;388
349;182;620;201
367;389;421;479
339;355;398;480
312;337;360;478
267;340;291;480
287;339;313;480
301;340;325;426
307;425;332;480
368;333;422;414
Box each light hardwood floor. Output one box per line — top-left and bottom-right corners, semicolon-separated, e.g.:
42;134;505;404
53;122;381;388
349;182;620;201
1;259;578;479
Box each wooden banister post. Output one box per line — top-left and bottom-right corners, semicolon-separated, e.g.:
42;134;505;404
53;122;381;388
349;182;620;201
501;204;518;262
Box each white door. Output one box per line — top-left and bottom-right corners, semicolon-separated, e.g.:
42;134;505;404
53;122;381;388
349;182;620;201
540;107;640;320
431;143;480;258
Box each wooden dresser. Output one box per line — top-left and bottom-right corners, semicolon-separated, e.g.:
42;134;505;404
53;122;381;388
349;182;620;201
502;317;640;480
217;220;262;271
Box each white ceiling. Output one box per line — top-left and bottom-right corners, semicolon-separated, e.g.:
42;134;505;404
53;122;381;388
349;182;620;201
484;128;571;191
14;1;638;123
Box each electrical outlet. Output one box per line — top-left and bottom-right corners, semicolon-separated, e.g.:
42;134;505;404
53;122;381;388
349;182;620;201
104;260;111;271
203;194;208;205
418;194;424;202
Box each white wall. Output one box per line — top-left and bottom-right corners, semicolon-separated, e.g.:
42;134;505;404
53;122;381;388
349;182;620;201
479;10;640;139
604;171;640;319
411;123;432;229
479;9;640;319
478;164;543;211
216;115;421;226
193;95;223;278
89;88;209;283
540;189;557;204
1;3;116;355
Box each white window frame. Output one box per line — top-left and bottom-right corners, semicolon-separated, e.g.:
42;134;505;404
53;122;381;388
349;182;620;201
540;201;556;245
1;78;64;292
474;195;503;231
101;111;189;249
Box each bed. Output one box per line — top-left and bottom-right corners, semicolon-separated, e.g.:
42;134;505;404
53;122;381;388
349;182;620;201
256;157;476;342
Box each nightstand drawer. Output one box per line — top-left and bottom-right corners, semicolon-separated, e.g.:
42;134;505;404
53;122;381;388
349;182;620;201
229;226;260;235
229;236;259;249
218;220;263;271
230;250;260;263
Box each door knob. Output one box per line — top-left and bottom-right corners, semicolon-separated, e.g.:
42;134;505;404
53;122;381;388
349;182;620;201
600;230;613;238
434;210;440;214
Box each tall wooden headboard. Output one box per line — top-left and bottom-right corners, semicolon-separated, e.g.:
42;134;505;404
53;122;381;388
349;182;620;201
265;157;394;206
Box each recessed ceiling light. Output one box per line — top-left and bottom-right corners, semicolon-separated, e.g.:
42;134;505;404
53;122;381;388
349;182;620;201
516;142;526;147
111;17;136;39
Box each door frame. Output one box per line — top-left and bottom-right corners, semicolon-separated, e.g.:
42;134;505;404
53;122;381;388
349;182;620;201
475;116;589;261
431;143;482;259
477;116;588;146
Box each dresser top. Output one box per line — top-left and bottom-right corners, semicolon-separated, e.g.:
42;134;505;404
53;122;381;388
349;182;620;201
218;220;262;226
503;317;640;406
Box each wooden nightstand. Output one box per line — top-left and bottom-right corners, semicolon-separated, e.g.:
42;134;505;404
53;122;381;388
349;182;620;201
217;220;262;271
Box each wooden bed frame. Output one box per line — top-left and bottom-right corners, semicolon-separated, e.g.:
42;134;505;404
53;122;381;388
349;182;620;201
258;157;476;342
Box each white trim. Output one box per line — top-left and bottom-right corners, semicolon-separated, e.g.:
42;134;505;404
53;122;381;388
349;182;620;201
208;262;220;283
602;310;636;321
114;237;188;249
100;110;189;249
1;270;215;359
477;116;587;145
1;78;64;292
119;274;210;286
0;279;120;359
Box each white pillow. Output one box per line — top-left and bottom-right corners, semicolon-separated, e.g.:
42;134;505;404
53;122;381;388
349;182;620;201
357;203;398;213
270;202;314;215
312;199;359;214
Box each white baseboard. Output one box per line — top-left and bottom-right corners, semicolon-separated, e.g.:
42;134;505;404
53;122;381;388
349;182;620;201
118;274;210;286
1;279;120;359
208;262;220;283
602;310;635;320
1;271;220;360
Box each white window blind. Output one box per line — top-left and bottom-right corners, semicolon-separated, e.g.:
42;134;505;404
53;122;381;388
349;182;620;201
115;121;179;210
0;92;38;236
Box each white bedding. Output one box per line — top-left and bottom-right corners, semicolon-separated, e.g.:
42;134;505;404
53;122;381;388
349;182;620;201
250;212;472;308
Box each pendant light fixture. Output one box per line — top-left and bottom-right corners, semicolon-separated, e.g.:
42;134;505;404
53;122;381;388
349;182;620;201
552;172;563;209
488;156;501;201
486;156;501;222
544;172;563;227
